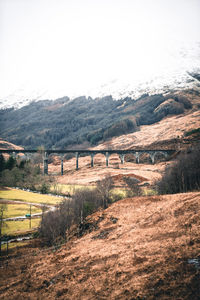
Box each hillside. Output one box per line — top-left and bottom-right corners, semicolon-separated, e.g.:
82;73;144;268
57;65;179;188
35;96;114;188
0;89;199;149
1;192;200;299
95;107;200;151
0;139;23;151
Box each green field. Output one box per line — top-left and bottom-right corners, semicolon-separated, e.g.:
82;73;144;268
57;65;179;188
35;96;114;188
111;187;127;198
2;218;41;235
3;203;41;219
1;240;30;252
142;188;157;196
0;188;62;205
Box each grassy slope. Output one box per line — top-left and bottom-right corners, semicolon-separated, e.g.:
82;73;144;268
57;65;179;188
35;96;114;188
2;219;41;236
0;192;200;299
0;188;61;205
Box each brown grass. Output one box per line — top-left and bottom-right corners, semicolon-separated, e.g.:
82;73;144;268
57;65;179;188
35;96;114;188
94;109;200;150
0;139;23;150
48;153;166;187
0;192;200;299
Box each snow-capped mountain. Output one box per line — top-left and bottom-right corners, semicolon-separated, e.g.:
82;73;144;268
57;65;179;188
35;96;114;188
89;70;200;100
0;70;199;110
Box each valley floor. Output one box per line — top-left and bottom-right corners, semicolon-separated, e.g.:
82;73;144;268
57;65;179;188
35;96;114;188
0;191;200;299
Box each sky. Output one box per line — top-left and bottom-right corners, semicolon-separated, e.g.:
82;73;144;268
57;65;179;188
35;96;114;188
0;0;200;101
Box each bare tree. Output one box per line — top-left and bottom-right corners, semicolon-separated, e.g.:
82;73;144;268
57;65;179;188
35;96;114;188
157;144;200;194
96;174;114;208
39;199;74;246
123;176;141;197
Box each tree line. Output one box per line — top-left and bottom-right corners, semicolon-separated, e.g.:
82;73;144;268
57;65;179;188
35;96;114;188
157;143;200;194
0;154;52;194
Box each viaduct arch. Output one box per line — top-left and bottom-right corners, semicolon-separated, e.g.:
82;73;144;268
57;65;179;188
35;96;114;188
0;149;176;175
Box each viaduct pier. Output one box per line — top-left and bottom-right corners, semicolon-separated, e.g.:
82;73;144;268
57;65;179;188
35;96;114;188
0;149;176;175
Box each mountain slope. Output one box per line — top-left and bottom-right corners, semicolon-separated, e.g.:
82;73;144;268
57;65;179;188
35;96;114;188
0;139;23;151
95;108;200;151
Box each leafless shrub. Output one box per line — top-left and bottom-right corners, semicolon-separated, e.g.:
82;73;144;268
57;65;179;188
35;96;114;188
39;199;73;246
0;204;7;256
96;175;114;208
72;188;102;223
32;152;43;164
123;176;141;197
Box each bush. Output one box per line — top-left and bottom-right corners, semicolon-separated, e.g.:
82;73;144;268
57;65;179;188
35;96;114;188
0;156;52;193
39;188;101;246
154;99;184;117
0;154;6;172
39;199;73;246
157;145;200;194
123;176;141;197
0;168;23;187
39;175;115;246
40;182;50;194
96;175;114;208
5;156;16;170
103;118;137;140
72;188;102;223
174;95;192;109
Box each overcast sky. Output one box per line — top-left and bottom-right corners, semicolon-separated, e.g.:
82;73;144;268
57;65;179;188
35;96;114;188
0;0;200;100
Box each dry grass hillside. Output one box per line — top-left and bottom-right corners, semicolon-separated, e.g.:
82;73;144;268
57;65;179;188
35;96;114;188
0;139;23;151
0;192;200;299
49;154;166;186
95;109;200;150
92;90;200;150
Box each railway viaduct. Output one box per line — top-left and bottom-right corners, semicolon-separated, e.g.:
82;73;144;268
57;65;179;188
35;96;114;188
0;149;176;175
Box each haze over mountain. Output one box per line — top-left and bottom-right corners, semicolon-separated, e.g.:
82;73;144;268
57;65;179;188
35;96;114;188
0;0;200;109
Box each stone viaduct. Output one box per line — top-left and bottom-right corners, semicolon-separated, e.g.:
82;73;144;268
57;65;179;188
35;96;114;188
0;149;175;175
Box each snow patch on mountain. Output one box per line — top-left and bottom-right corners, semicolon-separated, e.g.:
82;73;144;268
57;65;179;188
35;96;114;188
0;69;200;110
